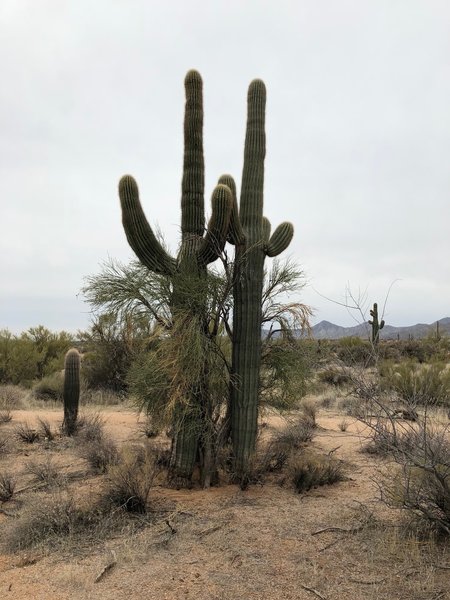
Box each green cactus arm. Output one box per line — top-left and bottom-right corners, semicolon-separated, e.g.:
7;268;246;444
198;184;233;265
181;70;205;238
265;222;294;257
380;319;385;329
239;79;266;229
218;174;245;245
119;175;176;276
368;320;373;325
262;217;271;243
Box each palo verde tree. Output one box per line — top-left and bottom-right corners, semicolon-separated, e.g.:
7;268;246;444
118;70;232;486
218;80;294;483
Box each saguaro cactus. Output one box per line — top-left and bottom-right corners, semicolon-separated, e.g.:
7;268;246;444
219;80;294;482
118;71;232;485
63;348;80;436
369;302;385;345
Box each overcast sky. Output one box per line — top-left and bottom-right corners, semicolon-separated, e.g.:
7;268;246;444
1;0;449;333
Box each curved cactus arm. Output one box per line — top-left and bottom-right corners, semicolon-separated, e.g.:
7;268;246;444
198;184;233;265
181;70;205;238
265;222;294;257
380;319;385;329
262;217;271;243
119;175;176;276
218;174;245;245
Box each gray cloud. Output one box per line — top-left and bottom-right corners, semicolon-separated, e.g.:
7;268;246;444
1;0;449;332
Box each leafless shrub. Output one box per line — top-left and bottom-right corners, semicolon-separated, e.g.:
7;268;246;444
276;419;316;448
103;445;159;513
14;422;39;443
287;451;345;493
0;471;17;501
0;384;26;409
0;410;12;424
375;423;450;537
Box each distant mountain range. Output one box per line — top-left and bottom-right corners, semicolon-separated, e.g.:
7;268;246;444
309;317;450;340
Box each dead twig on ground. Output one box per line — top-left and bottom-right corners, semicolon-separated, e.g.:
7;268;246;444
300;584;328;600
94;551;117;583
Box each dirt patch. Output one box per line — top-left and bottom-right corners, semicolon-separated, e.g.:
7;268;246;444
0;407;448;600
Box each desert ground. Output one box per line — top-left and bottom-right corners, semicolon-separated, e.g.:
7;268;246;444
0;400;449;600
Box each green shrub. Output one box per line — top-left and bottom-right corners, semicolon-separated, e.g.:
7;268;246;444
32;372;64;402
381;361;450;408
335;337;373;366
318;368;350;387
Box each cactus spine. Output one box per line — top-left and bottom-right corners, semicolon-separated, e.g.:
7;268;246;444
369;302;385;345
119;71;232;485
219;80;294;482
63;348;80;436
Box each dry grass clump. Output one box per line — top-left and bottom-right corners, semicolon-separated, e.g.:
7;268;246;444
338;418;349;432
0;471;17;501
79;436;119;474
2;492;106;552
0;434;9;454
103;445;160;514
139;416;160;439
299;398;317;428
24;457;66;488
287;451;345;493
14;422;39;444
0;410;12;424
73;413;104;442
37;417;56;441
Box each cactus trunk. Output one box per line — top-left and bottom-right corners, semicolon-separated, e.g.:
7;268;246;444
221;80;294;483
63;348;80;436
369;302;385;346
118;71;232;486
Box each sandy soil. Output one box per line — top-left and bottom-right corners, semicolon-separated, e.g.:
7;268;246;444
0;406;448;600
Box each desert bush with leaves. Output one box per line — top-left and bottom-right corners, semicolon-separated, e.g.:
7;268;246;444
32;371;64;402
317;367;351;387
335;336;374;367
381;360;450;408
